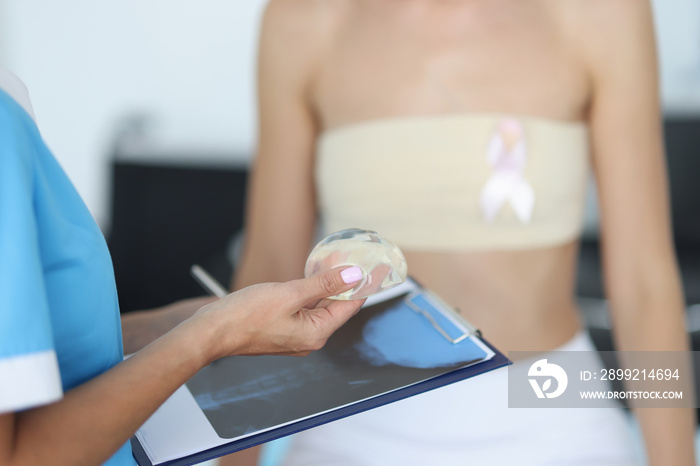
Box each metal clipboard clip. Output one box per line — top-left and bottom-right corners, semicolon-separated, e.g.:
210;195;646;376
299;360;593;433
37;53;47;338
403;290;480;344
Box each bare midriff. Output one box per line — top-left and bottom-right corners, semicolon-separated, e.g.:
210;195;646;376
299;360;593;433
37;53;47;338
402;241;582;354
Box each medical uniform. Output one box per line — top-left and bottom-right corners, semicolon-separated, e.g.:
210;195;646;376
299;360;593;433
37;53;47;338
0;83;135;465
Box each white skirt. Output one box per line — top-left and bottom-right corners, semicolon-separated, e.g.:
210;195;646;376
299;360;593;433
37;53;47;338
282;331;641;466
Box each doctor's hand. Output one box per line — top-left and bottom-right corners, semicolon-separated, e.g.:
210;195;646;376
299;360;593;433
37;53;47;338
189;266;366;362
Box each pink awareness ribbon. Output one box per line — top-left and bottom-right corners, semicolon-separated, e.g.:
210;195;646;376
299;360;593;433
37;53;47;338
480;118;535;223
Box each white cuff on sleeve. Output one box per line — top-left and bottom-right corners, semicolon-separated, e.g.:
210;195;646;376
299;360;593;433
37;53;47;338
0;350;63;414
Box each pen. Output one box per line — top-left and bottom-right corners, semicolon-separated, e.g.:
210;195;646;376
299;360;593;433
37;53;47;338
190;264;228;298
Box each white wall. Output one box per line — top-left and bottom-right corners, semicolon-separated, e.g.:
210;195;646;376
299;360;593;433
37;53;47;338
652;0;700;110
1;0;698;230
0;0;267;228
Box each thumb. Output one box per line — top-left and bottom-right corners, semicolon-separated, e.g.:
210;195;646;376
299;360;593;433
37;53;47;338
295;266;364;304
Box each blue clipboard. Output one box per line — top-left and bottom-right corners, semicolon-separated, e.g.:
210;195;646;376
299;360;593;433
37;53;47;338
132;279;511;466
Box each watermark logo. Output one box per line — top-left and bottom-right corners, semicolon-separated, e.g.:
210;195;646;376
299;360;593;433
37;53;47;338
528;359;568;399
510;351;692;408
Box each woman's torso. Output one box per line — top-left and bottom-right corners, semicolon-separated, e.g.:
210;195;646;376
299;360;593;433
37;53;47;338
308;0;592;353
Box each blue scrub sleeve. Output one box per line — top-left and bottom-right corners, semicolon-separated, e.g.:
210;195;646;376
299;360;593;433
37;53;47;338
0;93;62;414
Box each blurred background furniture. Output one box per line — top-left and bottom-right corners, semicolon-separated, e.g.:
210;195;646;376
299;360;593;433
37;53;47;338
108;145;247;312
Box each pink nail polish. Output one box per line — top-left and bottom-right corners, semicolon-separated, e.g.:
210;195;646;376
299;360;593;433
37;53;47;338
341;266;363;284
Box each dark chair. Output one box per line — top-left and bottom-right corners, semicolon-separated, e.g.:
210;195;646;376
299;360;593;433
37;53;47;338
107;156;248;312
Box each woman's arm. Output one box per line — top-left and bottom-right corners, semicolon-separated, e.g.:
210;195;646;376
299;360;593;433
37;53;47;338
223;3;339;464
234;0;335;290
0;269;364;466
223;2;340;464
581;1;695;464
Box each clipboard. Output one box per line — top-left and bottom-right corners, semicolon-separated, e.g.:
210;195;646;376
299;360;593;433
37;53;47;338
132;279;510;466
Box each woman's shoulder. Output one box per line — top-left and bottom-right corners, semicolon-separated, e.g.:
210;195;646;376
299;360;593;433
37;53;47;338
549;0;655;82
551;0;654;48
261;0;350;43
258;0;353;93
551;0;652;21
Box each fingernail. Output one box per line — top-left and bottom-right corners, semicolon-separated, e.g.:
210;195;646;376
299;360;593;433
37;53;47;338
341;266;363;284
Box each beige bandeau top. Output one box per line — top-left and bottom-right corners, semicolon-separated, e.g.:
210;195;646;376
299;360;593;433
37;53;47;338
315;113;590;251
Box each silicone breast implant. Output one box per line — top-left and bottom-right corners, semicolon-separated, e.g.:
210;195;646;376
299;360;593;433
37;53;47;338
305;228;408;300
